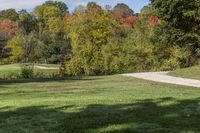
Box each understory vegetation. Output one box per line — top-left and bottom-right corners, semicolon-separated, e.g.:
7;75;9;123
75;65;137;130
0;0;199;77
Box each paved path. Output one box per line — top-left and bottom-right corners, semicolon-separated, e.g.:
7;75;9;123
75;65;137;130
34;65;59;70
122;72;200;88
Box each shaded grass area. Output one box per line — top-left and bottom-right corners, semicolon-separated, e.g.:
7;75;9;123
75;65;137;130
0;76;200;133
169;66;200;80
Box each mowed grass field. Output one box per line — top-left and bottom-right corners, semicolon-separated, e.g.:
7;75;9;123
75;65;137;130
0;64;59;79
169;66;200;80
0;74;200;132
0;64;22;76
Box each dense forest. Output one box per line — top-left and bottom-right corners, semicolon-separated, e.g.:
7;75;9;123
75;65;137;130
0;0;199;76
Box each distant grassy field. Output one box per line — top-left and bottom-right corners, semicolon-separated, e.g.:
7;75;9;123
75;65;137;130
169;66;200;80
0;75;199;133
0;64;59;79
0;64;21;76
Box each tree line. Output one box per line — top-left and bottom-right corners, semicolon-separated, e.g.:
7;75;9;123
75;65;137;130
0;0;199;76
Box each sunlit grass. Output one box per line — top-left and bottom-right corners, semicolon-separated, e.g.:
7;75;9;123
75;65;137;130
0;64;59;79
169;66;200;80
0;75;199;133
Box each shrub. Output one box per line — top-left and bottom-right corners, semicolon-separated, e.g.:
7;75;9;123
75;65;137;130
21;65;34;79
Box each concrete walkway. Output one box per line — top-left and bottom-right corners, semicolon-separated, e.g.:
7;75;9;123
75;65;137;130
122;72;200;88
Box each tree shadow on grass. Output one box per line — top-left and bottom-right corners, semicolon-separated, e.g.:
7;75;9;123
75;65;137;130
0;76;103;86
0;97;200;133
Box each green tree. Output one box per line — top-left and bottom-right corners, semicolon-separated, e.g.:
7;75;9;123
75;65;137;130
151;0;200;66
33;1;70;64
7;34;24;62
33;0;68;21
126;7;158;71
0;30;10;61
65;11;133;75
18;10;38;34
133;6;185;70
43;0;68;16
6;32;43;63
0;9;19;21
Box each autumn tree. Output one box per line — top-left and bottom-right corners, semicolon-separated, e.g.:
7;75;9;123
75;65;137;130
112;3;134;19
111;3;137;27
64;9;136;75
121;16;139;27
0;19;18;36
126;6;159;71
0;19;19;62
87;2;103;14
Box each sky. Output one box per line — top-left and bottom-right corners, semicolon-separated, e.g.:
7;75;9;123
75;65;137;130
0;0;150;13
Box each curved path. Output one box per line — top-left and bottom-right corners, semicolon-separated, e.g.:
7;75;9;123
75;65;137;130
122;72;200;88
34;65;59;70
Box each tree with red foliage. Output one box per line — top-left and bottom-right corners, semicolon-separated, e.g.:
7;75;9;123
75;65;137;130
0;19;19;61
121;16;139;27
112;3;134;19
0;19;19;36
148;16;160;25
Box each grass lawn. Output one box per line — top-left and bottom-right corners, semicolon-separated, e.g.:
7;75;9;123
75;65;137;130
0;64;21;76
0;75;199;133
0;64;59;79
169;66;200;80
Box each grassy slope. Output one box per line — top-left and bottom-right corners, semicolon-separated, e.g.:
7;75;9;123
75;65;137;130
0;64;59;78
169;66;200;80
0;76;199;133
0;64;21;75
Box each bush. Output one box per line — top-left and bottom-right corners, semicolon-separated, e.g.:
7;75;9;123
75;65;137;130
21;65;34;79
33;71;46;78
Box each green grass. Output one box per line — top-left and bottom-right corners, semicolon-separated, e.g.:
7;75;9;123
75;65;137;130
0;75;199;133
169;66;200;80
0;64;59;79
0;64;21;75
